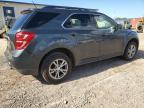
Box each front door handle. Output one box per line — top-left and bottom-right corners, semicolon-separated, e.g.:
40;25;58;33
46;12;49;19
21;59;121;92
70;33;77;37
102;34;110;37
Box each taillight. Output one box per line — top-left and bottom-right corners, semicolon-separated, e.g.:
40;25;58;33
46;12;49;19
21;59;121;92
15;31;35;50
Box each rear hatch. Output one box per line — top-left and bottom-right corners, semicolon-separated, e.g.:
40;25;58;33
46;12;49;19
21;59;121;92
5;10;33;52
5;9;60;53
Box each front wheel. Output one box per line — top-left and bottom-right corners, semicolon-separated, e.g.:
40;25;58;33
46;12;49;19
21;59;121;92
40;52;72;84
123;41;138;60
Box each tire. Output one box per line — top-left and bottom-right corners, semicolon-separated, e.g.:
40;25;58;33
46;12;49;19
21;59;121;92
123;41;138;60
137;26;143;33
40;52;72;84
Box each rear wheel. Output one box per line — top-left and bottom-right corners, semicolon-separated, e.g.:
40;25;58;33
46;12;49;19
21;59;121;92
123;41;138;60
40;52;72;84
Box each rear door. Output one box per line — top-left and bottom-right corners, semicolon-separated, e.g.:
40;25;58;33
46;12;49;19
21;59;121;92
63;14;101;60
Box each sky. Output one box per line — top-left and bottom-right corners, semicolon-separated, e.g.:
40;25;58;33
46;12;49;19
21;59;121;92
6;0;144;18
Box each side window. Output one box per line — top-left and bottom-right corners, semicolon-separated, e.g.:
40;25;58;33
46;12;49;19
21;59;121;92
64;14;95;29
95;15;115;29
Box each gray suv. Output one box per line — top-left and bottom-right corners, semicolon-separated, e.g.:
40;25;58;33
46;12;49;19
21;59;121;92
5;6;139;84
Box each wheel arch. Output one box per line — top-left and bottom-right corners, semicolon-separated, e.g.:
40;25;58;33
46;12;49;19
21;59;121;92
38;48;75;74
127;38;139;47
123;38;139;55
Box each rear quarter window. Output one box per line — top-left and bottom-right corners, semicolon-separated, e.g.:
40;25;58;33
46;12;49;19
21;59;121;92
24;12;59;29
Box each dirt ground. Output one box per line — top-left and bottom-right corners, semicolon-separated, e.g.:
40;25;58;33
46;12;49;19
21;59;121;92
0;34;144;108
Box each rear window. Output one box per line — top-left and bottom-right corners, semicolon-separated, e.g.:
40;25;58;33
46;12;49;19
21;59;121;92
11;13;31;30
24;12;59;29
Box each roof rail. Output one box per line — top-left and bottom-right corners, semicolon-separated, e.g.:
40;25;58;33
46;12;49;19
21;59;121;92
43;5;98;12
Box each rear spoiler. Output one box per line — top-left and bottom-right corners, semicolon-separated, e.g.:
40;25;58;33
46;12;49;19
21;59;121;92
20;9;39;14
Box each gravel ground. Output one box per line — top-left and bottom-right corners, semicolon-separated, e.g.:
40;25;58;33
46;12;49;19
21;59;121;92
0;34;144;108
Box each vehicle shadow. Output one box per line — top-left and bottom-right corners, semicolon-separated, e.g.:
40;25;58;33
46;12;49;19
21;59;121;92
36;50;144;84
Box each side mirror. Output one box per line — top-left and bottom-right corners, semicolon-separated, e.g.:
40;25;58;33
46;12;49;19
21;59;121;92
110;26;115;33
117;24;123;29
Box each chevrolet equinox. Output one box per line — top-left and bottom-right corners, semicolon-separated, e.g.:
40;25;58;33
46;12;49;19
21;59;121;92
5;6;139;84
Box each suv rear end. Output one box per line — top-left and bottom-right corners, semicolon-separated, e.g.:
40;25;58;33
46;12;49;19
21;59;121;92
5;8;62;76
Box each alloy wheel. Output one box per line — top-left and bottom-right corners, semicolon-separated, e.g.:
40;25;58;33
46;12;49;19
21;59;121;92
48;59;68;80
127;44;136;59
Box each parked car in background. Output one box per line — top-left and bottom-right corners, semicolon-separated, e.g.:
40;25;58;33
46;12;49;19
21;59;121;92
5;6;139;84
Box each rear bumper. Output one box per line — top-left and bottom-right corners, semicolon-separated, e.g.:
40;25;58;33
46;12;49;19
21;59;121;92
4;48;39;76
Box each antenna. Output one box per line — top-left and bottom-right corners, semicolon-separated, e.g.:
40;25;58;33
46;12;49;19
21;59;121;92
32;0;37;9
